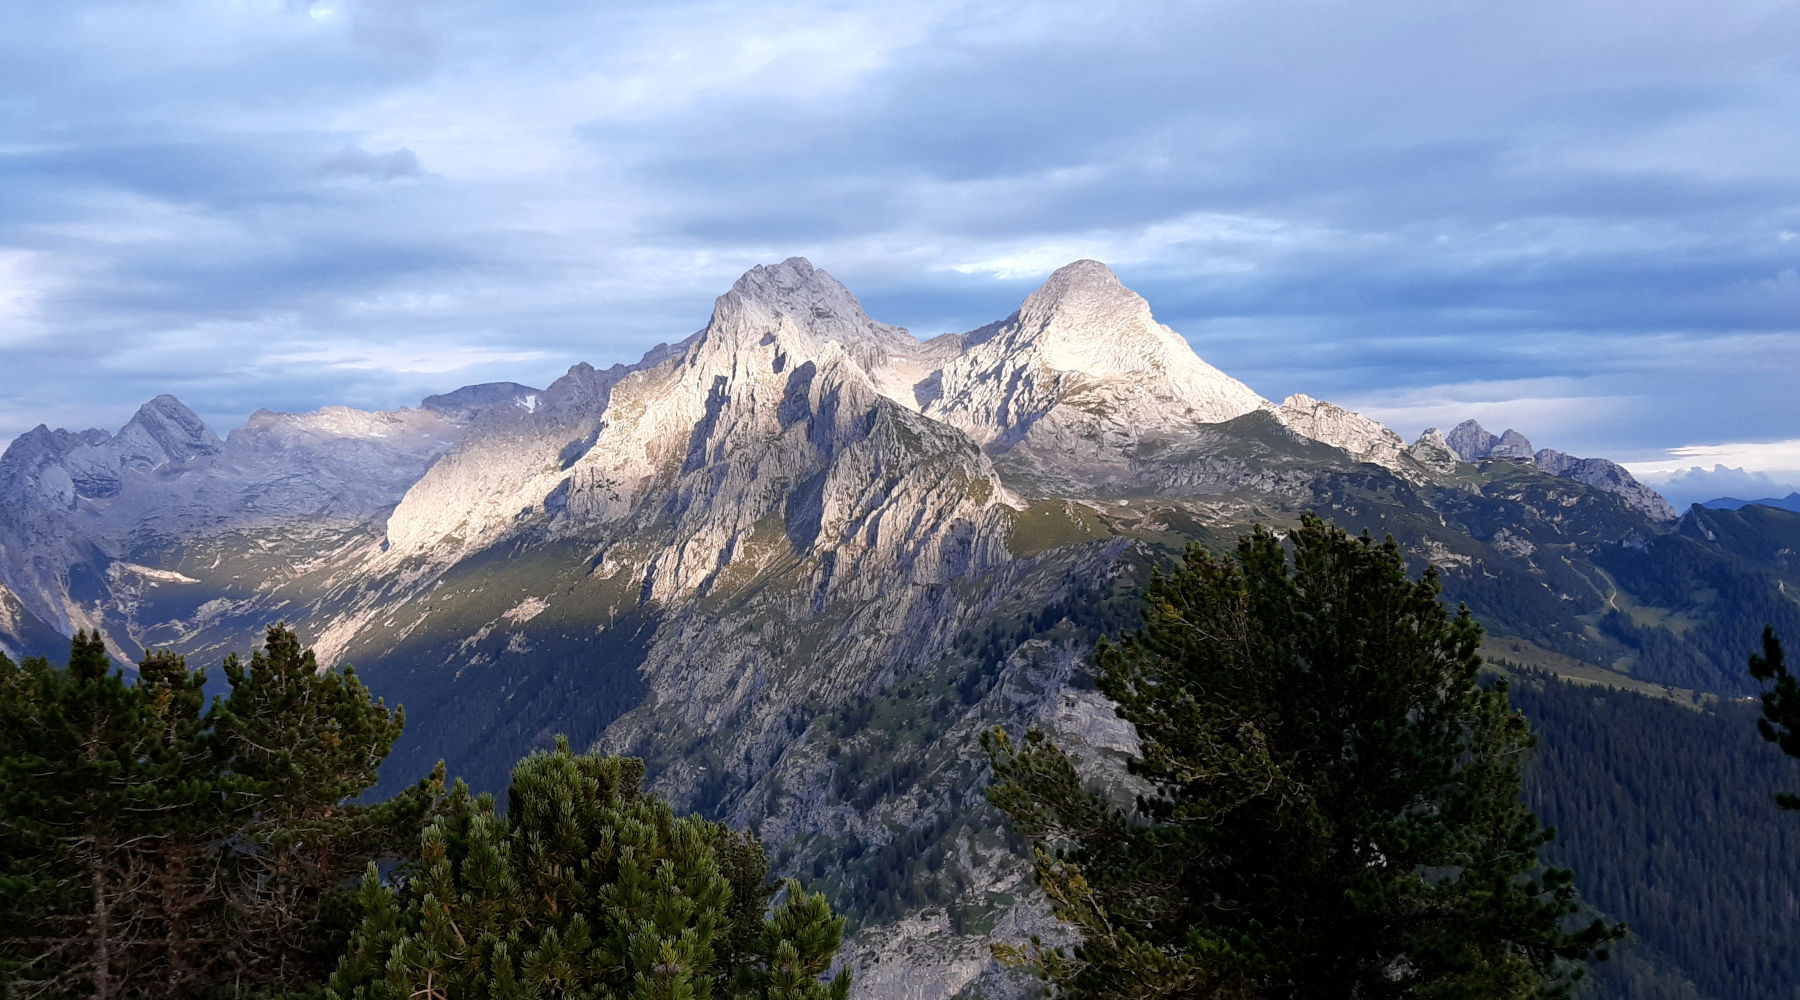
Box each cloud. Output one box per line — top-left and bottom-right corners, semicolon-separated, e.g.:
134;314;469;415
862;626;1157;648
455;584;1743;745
0;0;1793;459
1626;438;1800;479
1639;464;1800;507
317;145;423;183
265;340;551;375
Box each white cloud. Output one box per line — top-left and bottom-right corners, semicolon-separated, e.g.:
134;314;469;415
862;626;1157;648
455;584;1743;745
945;210;1326;280
266;341;552;375
1642;464;1800;507
0;250;70;343
1626;438;1800;479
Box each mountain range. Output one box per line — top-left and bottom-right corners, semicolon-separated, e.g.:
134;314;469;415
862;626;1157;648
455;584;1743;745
2;259;1795;999
1703;492;1800;513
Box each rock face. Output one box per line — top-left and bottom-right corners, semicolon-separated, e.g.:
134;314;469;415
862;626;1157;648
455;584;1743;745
1446;419;1532;461
1490;428;1535;460
918;260;1271;476
1534;449;1678;521
1275;393;1407;467
1406;427;1460;474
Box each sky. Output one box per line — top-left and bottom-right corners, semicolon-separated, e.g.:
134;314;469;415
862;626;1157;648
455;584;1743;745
2;0;1797;506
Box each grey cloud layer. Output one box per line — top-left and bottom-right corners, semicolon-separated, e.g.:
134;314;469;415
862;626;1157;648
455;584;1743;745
0;0;1794;473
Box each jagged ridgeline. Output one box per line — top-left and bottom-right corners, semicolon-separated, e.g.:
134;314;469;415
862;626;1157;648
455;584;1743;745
2;259;1798;997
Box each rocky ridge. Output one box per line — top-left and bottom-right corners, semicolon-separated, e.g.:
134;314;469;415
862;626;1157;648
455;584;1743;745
0;389;528;650
1443;419;1676;521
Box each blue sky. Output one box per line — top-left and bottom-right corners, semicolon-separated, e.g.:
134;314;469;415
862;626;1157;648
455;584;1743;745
2;0;1797;504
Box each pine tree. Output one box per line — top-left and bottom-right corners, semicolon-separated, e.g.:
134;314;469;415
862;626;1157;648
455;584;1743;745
0;634;212;999
0;625;440;998
984;515;1621;999
1747;626;1800;809
328;738;851;1000
209;626;441;987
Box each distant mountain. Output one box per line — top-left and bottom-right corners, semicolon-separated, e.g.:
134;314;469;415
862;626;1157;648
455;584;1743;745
1438;418;1678;521
0;258;1786;1000
1701;492;1800;513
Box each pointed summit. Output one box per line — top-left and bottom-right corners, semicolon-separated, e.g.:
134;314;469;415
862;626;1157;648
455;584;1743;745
1027;259;1129;308
1445;420;1533;462
1008;260;1176;378
1407;427;1459;474
921;260;1269;456
705;257;914;370
1445;420;1497;462
729;256;843;302
116;395;221;470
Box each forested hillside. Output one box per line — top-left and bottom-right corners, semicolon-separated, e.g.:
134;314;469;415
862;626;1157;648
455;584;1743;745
1513;673;1800;1000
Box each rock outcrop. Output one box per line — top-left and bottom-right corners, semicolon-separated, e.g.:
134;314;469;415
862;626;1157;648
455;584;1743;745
1406;427;1459;475
1446;419;1533;462
1534;449;1678;521
1275;393;1407;467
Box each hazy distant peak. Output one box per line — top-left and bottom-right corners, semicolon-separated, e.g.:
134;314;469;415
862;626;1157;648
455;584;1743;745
421;382;544;425
118;394;221;468
1446;420;1534;462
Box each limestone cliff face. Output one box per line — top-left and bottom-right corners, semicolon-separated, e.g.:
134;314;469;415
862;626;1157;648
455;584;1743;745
1276;393;1407;468
1534;448;1678;521
1407;427;1460;475
920;260;1271;475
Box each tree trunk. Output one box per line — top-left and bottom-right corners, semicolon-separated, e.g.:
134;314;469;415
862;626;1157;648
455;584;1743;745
90;856;112;1000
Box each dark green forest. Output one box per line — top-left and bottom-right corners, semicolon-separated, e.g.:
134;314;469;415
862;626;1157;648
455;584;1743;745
1513;673;1800;1000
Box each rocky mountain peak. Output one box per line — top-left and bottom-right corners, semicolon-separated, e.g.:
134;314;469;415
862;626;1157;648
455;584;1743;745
729;256;840;302
1491;429;1534;460
1406;427;1459;474
1445;420;1532;461
1445;420;1496;461
1443;418;1674;520
420;382;543;425
919;260;1269;459
1026;258;1128;308
1534;448;1678;521
705;258;914;373
116;394;222;470
1009;259;1172;377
